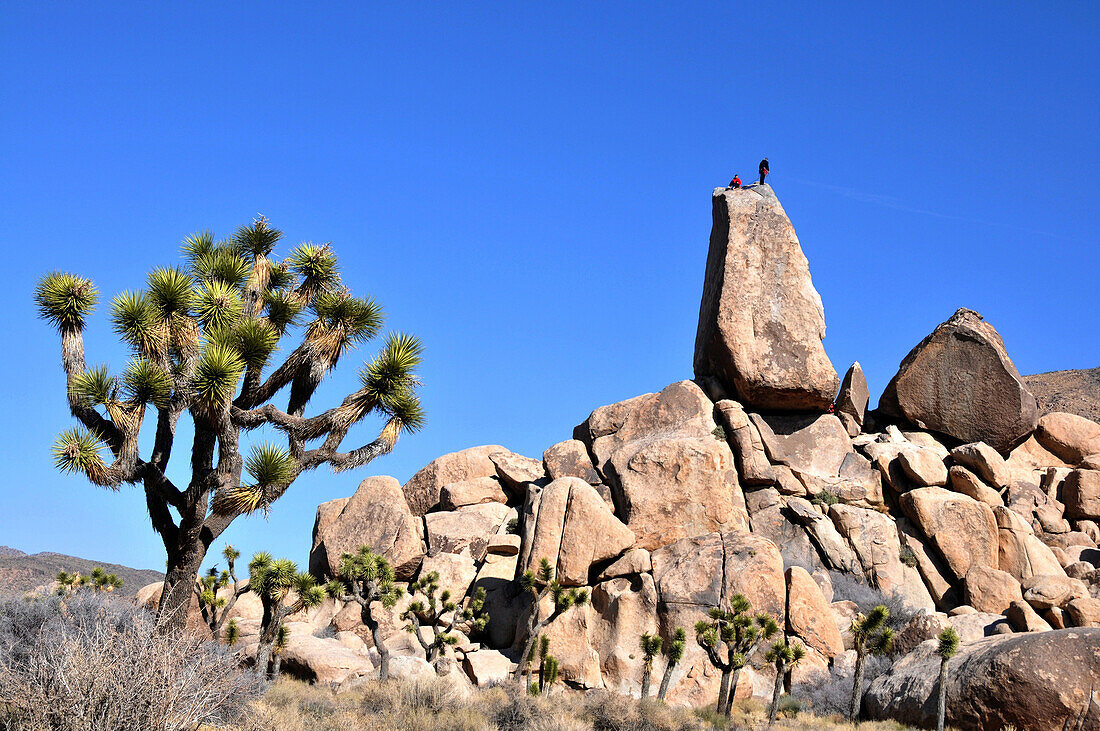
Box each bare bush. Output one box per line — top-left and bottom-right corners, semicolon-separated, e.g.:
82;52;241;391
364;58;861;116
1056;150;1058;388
0;592;259;730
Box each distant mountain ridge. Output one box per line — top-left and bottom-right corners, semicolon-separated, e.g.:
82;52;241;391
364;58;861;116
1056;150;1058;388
1024;367;1100;422
0;546;163;599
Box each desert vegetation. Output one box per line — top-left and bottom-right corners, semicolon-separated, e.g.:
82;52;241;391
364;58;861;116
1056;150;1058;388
35;219;425;634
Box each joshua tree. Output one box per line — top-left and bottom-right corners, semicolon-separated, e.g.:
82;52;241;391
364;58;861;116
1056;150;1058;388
402;571;490;672
248;552;330;680
225;618;241;648
935;627;959;731
511;558;589;682
332;546;404;680
765;639;806;727
90;567;124;592
657;626;686;701
194;544;249;641
695;594;779;717
529;636;560;696
35;219;425;634
55;570;83;595
639;633;663;699
56;567;122;595
849;605;894;722
270;624;290;682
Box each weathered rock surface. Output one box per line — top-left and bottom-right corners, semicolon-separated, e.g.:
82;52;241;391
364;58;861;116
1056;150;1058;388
1064;469;1100;520
439;476;508;511
786;566;844;658
947;465;1002;507
277;623;375;685
714;399;775;486
864;629;1100;730
879;308;1038;454
463;649;514;686
836;362;870;436
424;502;511;561
828;504;934;611
543;440;601;484
402;445;505;516
519;477;634;586
1035;412;1100;465
313;476;425;580
963;566;1023;614
489;451;545;495
693;185;838;411
900;487;999;582
308;497;351;577
951;442;1013;488
995;506;1067;583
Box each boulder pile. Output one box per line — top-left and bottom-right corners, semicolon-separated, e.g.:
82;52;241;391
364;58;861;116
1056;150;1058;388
142;185;1100;728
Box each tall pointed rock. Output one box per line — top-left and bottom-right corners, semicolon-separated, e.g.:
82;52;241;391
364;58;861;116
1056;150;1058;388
694;185;839;411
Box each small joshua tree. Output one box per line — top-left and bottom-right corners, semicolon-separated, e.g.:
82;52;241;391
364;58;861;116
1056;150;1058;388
529;636;560;696
248;552;330;681
639;633;663;699
225;618;241;648
55;570;83;595
35;220;425;635
332;546;404;680
512;558;588;682
402;571;489;672
657;626;686;701
849;604;894;722
194;544;249;642
935;627;959;731
90;567;124;592
56;567;122;595
765;639;806;727
271;624;291;682
695;594;779;716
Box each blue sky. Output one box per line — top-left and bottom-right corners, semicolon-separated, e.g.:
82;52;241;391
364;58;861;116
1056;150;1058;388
1;3;1097;572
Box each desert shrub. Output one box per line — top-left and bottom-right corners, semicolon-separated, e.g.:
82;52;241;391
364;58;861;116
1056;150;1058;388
0;592;259;730
810;490;840;507
794;654;892;718
712;425;727;441
898;543;918;569
581;689;701;731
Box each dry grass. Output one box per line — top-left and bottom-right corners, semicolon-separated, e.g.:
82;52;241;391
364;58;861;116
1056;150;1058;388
244;678;913;731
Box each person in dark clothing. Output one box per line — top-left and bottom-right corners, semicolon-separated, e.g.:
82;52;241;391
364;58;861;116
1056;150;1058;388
729;174;741;189
758;157;769;185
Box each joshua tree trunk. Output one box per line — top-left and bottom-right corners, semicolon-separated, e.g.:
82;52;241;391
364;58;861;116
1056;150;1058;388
850;649;866;722
768;658;785;727
640;660;653;699
936;655;949;731
271;654;283;681
722;667;742;716
364;606;390;680
717;667;732;716
657;659;677;701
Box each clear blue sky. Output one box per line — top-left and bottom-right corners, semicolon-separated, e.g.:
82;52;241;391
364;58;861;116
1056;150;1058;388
2;3;1097;572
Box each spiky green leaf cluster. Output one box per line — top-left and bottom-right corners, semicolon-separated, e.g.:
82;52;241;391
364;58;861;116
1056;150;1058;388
193;343;244;408
146;267;195;320
337;546;403;606
110;291;163;355
232;218;283;261
69;365;118;407
765;639;806;666
665;627;687;663
51;428;113;486
287;242;339;293
35;272;99;332
937;627;959;660
851;605;894;656
640;633;663;659
194;280;243;331
360;332;426;431
215;318;279;369
225;618;240;647
122;358;172;407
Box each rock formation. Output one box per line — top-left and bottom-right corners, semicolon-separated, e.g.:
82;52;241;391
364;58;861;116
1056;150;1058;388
161;185;1100;725
693;185;839;411
879;308;1039;454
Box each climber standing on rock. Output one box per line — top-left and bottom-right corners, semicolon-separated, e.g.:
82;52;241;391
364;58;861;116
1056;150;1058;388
729;174;741;189
758;157;769;185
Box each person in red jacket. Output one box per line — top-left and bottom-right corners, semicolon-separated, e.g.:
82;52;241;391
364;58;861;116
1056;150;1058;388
758;157;769;185
729;174;741;189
